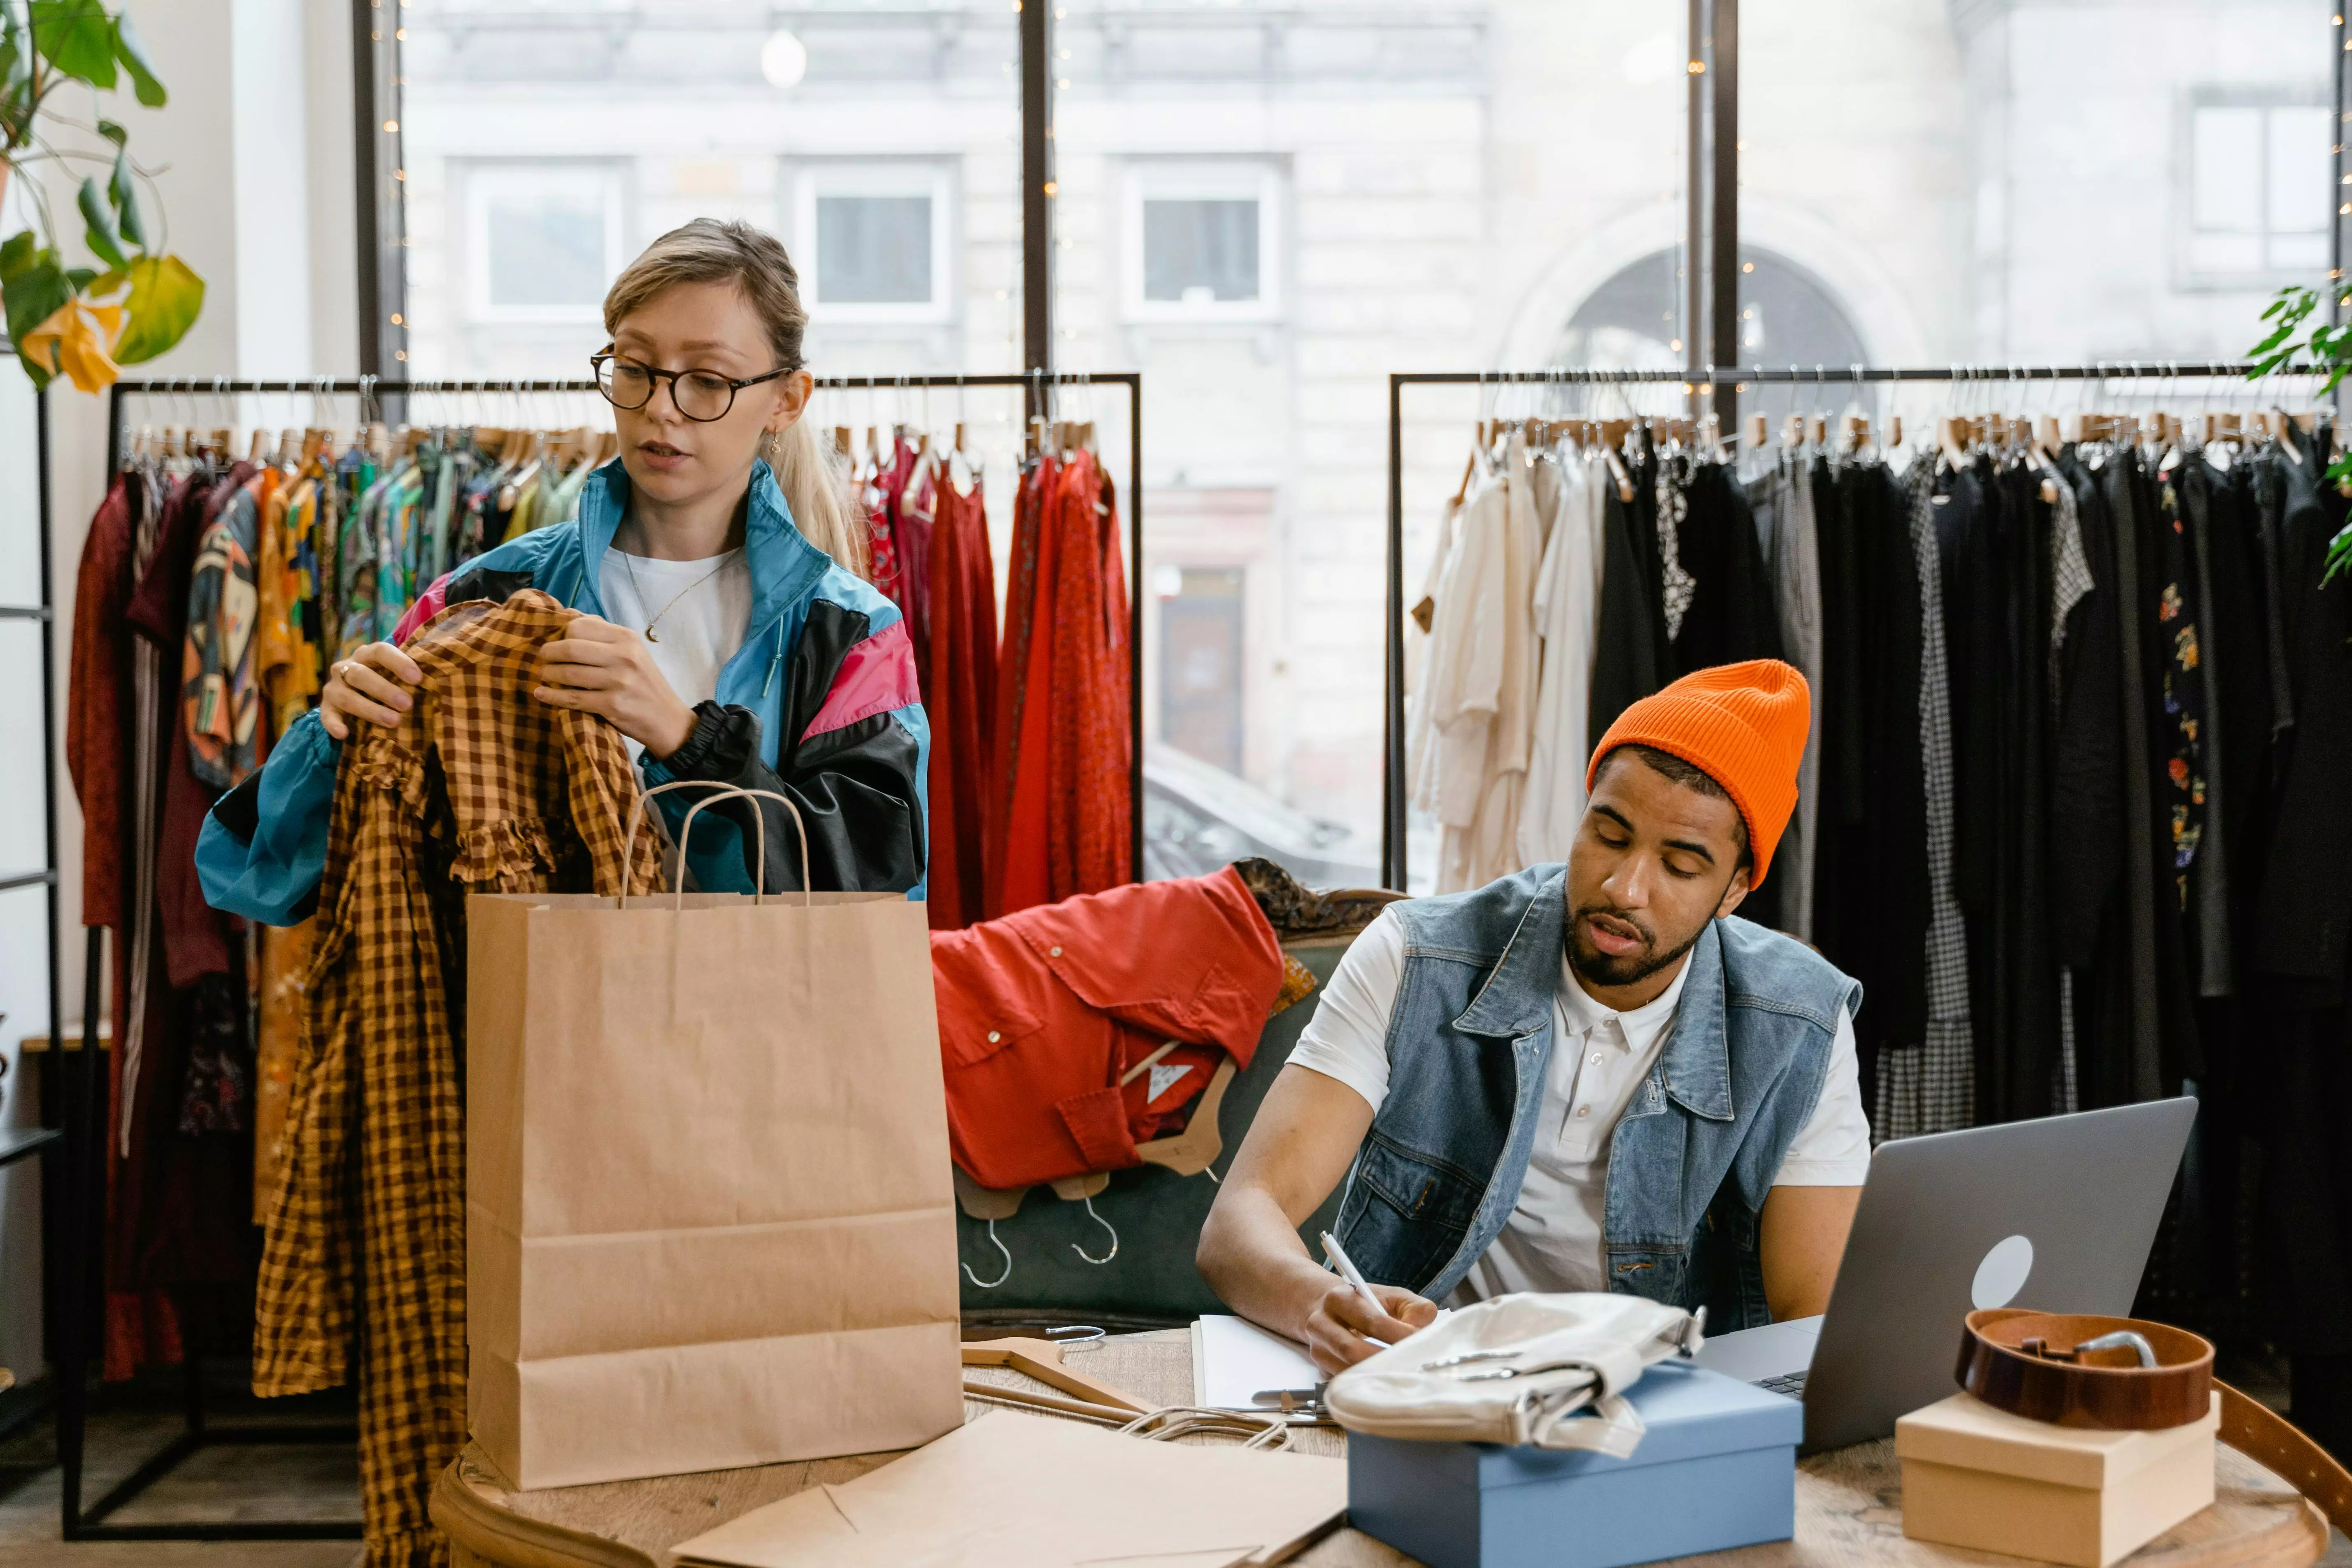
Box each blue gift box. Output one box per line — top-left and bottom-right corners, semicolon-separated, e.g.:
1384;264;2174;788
1346;1361;1803;1568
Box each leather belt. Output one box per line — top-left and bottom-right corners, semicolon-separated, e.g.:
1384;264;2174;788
1958;1307;2352;1539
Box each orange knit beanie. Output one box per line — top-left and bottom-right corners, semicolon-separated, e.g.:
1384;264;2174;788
1584;659;1812;887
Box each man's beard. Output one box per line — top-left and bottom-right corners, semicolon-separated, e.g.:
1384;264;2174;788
1566;902;1709;989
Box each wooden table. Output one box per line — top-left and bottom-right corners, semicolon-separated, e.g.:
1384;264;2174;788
433;1329;2329;1568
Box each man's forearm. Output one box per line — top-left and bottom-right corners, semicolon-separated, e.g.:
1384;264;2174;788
1197;1186;1343;1342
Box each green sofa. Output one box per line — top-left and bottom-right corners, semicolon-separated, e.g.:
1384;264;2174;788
956;935;1357;1331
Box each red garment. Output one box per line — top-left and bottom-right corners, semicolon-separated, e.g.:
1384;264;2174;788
67;476;137;930
1046;450;1132;896
988;451;1132;916
926;473;996;931
932;867;1282;1189
988;456;1062;916
69;468;254;1379
863;439;914;602
895;443;936;684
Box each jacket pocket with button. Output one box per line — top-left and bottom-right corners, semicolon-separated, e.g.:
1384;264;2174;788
1336;1133;1485;1293
929;925;1054;1069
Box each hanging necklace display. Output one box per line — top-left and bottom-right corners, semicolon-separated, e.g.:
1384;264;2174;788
618;548;735;643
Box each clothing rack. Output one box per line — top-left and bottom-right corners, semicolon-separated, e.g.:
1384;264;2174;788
1378;360;2333;889
0;345;65;1461
72;369;1144;1544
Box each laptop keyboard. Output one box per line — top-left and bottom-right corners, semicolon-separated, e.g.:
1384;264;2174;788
1754;1370;1809;1399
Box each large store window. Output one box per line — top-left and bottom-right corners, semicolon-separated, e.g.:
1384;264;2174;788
388;0;2345;895
1737;2;2332;368
1056;1;1685;890
399;1;1019;382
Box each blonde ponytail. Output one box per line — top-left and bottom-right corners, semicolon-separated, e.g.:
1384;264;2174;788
604;216;873;579
764;418;869;579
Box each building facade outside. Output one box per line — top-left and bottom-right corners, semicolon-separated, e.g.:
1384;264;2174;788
401;0;2336;886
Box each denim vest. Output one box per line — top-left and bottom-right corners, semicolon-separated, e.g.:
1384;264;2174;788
1329;866;1862;1331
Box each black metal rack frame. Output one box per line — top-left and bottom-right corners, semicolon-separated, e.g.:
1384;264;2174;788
0;346;64;1458
66;368;1143;1542
1379;360;2331;891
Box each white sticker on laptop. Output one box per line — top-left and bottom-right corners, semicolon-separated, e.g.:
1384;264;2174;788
1971;1234;2034;1310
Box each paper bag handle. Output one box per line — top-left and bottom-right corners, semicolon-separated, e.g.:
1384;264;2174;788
619;780;813;910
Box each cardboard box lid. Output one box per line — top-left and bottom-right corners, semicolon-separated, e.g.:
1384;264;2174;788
1896;1391;2219;1489
1359;1363;1803;1490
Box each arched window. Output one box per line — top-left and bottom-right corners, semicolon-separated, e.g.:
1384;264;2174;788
1548;247;1868;423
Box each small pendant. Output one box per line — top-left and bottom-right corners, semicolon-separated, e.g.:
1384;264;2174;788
645;626;660;643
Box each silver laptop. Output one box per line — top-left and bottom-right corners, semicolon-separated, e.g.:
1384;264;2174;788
1692;1098;2198;1453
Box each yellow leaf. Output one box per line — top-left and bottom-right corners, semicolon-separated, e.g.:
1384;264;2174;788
19;297;128;393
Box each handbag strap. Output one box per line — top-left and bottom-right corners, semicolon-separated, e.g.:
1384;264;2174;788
619;781;813;909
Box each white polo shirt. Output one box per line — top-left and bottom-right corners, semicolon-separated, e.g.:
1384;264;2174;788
1288;909;1872;1304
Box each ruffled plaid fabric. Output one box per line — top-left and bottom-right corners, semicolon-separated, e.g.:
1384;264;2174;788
253;589;655;1566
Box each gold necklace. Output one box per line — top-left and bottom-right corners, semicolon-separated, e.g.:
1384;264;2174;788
618;549;735;644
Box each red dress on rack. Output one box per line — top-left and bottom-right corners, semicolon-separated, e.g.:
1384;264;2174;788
988;456;1061;917
988;450;1133;917
1046;449;1132;896
925;471;996;930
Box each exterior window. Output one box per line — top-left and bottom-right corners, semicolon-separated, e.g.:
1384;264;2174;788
794;167;954;321
1145;200;1259;305
1159;566;1246;773
465;165;625;322
2187;100;2329;280
1123;166;1281;321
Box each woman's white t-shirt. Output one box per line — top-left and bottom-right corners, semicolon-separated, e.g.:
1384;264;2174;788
596;548;755;761
1287;908;1873;1303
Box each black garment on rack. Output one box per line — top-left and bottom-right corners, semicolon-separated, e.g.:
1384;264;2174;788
2109;456;2172;1098
1807;459;1926;1109
1589;451;1668;747
1671;462;1784;677
2243;419;2352;1461
2130;457;2207;1092
1669;461;1786;928
2256;423;2352;992
1946;459;2060;1122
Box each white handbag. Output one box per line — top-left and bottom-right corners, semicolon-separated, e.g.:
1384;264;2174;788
1324;1293;1704;1456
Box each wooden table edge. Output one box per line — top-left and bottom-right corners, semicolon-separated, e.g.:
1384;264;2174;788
435;1456;665;1568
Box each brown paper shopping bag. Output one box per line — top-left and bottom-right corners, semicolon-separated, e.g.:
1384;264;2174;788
466;784;963;1490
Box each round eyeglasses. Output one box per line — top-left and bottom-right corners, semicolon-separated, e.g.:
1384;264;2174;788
591;351;793;423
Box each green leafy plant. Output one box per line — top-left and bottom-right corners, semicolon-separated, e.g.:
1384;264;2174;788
0;0;202;391
2249;283;2352;584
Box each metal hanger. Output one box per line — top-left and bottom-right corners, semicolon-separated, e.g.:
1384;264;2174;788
1071;1195;1119;1266
963;1219;1014;1290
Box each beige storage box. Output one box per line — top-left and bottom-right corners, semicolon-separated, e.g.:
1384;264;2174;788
1896;1390;2219;1568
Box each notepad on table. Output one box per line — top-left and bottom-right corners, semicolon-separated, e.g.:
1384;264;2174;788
1193;1314;1325;1410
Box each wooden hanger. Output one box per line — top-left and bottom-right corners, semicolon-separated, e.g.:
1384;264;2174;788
1938;415;1969;468
960;1339;1150;1416
1602;444;1635;503
1449;447;1477;507
1133;1057;1238;1177
1888;414;1904;449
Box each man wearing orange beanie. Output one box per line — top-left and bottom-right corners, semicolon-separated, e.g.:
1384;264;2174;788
1202;660;1869;1373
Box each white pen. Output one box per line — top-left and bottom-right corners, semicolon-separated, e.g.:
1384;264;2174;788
1321;1230;1384;1323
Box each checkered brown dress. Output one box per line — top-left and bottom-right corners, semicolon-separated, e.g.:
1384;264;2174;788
253;591;656;1566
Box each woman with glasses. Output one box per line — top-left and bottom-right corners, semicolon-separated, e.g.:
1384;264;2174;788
197;219;927;917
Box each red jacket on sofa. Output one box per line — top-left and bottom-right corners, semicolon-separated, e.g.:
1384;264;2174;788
931;865;1284;1189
